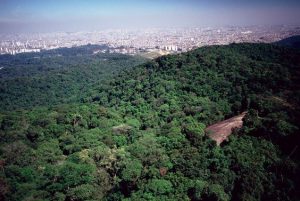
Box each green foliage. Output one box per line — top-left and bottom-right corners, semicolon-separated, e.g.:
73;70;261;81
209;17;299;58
1;43;300;201
121;159;143;182
66;184;96;201
146;179;173;195
36;139;63;164
182;116;206;146
0;45;146;111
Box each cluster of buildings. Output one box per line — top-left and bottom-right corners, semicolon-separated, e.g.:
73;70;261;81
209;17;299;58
1;25;300;56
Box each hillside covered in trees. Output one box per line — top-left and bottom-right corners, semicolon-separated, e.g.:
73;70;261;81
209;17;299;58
275;35;300;49
0;43;299;201
0;45;146;111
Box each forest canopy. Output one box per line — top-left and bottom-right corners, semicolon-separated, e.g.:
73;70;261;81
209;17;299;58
0;43;299;201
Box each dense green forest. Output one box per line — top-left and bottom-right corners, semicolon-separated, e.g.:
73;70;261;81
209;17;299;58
0;43;299;201
0;45;146;110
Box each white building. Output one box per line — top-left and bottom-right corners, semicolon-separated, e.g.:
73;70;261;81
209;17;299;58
164;45;178;51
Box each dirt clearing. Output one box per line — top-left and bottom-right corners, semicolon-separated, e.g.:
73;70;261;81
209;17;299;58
206;112;247;145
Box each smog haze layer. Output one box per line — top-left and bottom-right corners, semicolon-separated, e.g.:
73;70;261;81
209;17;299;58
0;0;300;33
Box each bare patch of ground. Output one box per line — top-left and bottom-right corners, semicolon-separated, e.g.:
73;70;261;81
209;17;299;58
138;50;169;59
206;112;247;145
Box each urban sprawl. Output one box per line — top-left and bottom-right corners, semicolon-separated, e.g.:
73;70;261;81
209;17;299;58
1;25;300;56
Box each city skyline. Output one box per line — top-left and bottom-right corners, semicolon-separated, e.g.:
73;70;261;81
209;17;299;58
1;0;300;33
1;25;300;55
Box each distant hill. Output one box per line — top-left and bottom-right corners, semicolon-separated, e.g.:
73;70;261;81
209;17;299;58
0;45;146;111
275;35;300;49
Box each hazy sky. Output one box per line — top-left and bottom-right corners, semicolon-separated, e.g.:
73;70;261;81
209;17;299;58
1;0;300;33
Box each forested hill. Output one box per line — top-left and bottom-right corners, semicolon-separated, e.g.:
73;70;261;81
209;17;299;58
0;43;300;201
89;43;300;127
0;45;146;111
275;35;300;49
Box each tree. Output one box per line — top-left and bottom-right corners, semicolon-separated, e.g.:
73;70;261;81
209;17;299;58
121;159;143;182
146;179;173;195
182;116;206;146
